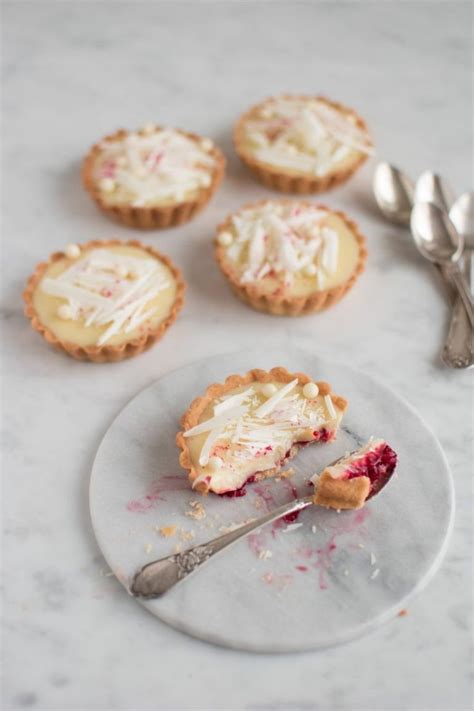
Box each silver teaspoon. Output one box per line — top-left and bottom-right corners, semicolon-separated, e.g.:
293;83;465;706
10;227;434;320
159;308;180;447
373;161;414;226
411;202;473;327
131;452;395;599
414;170;455;213
443;193;474;368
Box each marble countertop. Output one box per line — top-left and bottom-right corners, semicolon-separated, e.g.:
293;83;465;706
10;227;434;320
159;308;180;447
3;2;472;709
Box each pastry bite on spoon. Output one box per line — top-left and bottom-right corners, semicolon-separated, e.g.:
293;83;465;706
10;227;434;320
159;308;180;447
176;367;348;495
312;438;398;510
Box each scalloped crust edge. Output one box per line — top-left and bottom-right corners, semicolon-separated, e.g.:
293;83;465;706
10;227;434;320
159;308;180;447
233;94;372;194
81;127;226;229
23;239;186;363
214;199;368;316
176;366;348;494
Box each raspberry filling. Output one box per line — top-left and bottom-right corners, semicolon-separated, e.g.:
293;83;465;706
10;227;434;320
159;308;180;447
345;443;398;495
218;428;335;497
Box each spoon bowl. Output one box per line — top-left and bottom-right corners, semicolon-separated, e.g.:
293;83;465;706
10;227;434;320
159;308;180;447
415;171;454;213
449;192;474;249
373;161;414;226
411;201;464;264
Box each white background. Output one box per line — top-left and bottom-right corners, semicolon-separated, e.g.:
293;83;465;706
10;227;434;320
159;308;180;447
2;1;472;710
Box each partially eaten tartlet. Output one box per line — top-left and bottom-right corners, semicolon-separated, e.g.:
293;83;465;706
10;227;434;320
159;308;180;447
176;367;348;495
234;94;373;193
312;438;398;510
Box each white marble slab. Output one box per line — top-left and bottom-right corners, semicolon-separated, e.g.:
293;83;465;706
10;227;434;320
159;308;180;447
3;1;472;709
90;348;454;652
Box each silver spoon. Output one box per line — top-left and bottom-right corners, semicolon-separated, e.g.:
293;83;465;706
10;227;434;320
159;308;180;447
373;163;472;366
411;202;473;327
415;170;455;213
450;192;474;292
131;451;395;599
442;193;474;368
373;161;414;226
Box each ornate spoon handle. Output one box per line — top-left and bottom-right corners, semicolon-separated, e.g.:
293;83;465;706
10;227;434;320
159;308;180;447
131;496;313;598
441;254;473;369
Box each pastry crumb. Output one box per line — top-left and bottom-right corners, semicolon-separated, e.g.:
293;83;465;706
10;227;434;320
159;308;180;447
258;549;273;560
357;543;365;549
185;500;206;520
311;525;317;533
173;544;182;554
370;568;380;580
144;543;153;554
398;609;408;617
370;552;377;565
179;528;196;542
158;525;176;538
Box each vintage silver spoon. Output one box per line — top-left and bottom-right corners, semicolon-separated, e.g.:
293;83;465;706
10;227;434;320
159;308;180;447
373;161;414;226
442;193;474;368
414;170;455;213
131;452;395;599
411;202;473;327
373;163;472;366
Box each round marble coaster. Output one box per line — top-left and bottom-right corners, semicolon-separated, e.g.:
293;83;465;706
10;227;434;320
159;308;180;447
89;347;454;652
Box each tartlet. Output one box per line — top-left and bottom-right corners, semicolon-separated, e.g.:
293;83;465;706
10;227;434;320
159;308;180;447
312;438;398;510
234;94;373;193
215;199;367;315
82;124;225;229
176;367;348;495
23;239;185;362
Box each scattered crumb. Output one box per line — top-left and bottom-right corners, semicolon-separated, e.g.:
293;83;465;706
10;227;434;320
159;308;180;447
357;543;365;549
311;525;317;533
370;552;377;565
158;525;176;538
185;500;206;520
277;468;295;480
370;568;380;580
173;544;182;554
144;543;153;555
100;569;115;577
343;569;349;576
219;519;254;534
254;498;263;510
258;549;273;560
336;509;341;514
262;572;273;584
179;529;196;542
398;609;408;617
282;523;303;533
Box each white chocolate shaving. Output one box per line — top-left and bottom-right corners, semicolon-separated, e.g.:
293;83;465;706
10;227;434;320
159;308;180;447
254;379;298;418
324;395;337;420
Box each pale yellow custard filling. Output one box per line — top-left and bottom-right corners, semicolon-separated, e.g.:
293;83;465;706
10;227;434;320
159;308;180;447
93;128;216;208
240;97;373;178
218;203;362;298
33;245;178;348
184;380;345;494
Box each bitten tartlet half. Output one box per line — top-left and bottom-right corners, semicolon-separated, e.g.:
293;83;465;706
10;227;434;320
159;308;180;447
215;199;367;315
234;94;373;193
312;438;398;510
176;367;348;495
23;240;185;362
82;124;225;229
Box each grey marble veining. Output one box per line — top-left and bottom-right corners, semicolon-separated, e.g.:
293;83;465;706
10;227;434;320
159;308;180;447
2;1;472;710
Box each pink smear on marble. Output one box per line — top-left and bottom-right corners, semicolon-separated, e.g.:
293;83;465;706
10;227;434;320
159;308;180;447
126;475;188;513
313;508;370;589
